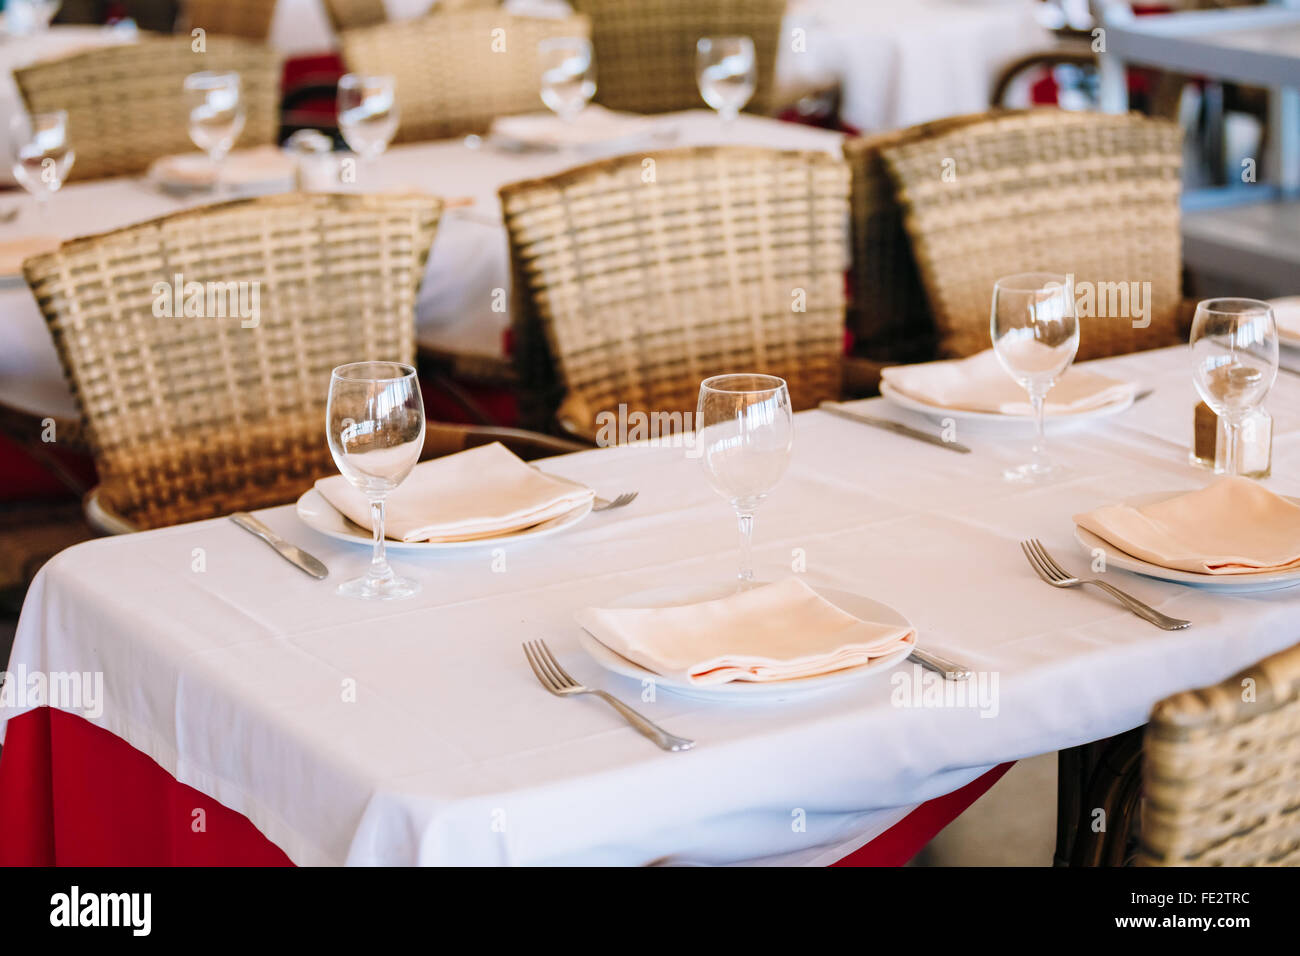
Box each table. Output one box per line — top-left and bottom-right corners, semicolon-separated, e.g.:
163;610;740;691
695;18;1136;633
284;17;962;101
3;344;1299;865
0;111;842;423
774;0;1051;132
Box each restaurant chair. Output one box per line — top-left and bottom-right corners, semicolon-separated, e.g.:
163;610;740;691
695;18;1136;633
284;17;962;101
321;0;388;32
500;145;851;442
1138;639;1300;866
570;0;786;115
23;193;442;533
183;0;279;40
14;34;282;182
881;109;1185;363
338;9;592;143
1063;639;1300;866
841;111;1007;395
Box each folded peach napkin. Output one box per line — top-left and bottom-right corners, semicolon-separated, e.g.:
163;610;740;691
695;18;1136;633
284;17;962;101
490;106;671;150
149;146;296;191
315;442;593;543
1074;477;1300;575
1271;296;1300;342
0;236;60;275
576;577;916;685
881;349;1135;416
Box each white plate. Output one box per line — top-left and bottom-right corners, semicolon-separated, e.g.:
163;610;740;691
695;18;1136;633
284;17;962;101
879;380;1134;434
1073;490;1300;593
1270;296;1300;349
577;582;917;701
295;487;593;552
0;273;26;289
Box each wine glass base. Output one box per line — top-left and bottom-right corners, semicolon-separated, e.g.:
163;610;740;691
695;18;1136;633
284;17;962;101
337;573;421;600
1003;461;1060;483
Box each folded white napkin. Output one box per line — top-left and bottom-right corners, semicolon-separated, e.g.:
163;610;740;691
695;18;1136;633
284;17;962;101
881;349;1136;416
1074;477;1300;575
315;442;593;543
577;577;916;685
149;146;296;190
1271;296;1300;342
490;106;670;150
0;236;60;276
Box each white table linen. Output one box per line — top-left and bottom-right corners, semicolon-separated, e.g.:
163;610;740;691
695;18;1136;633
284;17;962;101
773;0;1051;132
0;111;841;420
5;346;1300;866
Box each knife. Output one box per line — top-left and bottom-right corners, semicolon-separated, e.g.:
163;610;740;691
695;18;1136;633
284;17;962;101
909;647;973;681
229;512;330;580
818;401;972;454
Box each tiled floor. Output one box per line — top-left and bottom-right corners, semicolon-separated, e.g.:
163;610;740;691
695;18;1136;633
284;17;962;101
916;754;1057;866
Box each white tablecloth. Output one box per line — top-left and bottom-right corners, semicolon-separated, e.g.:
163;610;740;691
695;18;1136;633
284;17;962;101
774;0;1051;131
4;345;1300;865
0;111;841;419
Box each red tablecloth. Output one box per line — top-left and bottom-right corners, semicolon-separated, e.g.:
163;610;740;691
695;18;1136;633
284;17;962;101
0;708;1010;867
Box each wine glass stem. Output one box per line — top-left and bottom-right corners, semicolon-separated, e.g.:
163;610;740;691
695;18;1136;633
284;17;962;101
736;511;755;584
1222;418;1242;477
369;498;395;585
1031;389;1048;470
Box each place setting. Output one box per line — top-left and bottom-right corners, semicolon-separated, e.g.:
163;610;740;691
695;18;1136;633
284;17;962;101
554;373;968;735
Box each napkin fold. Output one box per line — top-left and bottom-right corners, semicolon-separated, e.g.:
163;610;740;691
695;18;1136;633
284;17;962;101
0;236;61;276
315;442;593;543
577;577;916;685
149;146;296;191
1074;477;1300;575
490;106;672;150
881;349;1136;416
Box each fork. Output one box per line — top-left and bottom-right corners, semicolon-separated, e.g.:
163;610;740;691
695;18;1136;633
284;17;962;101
522;640;695;752
593;491;638;512
1020;539;1191;630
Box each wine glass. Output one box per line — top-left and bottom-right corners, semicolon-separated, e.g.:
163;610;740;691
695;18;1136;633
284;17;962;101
1189;298;1278;477
184;71;245;195
538;37;596;122
337;74;399;168
990;272;1079;481
5;0;61;36
696;36;757;123
696;374;794;587
326;362;426;600
10;111;74;225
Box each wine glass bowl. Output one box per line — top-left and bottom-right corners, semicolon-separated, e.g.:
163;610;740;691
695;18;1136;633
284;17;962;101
184;71;245;192
337;74;400;162
695;36;757;122
1189;298;1278;476
990;272;1079;481
538;37;596;121
326;362;425;600
10;111;74;219
695;374;793;586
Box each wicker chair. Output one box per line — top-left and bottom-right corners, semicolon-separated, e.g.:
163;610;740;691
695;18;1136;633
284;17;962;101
881;109;1185;363
321;0;387;31
339;10;590;143
841;111;1009;394
14;35;282;183
570;0;785;115
183;0;278;39
23;193;442;532
1138;641;1300;866
501;146;851;441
